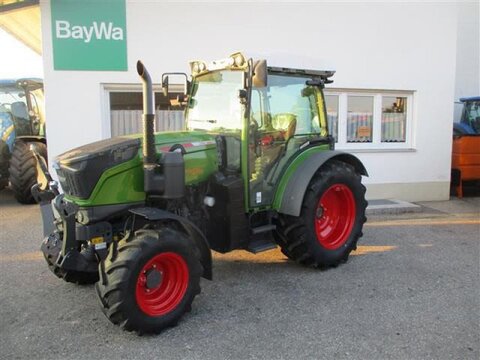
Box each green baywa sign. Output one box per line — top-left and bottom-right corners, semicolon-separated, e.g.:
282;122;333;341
51;0;127;71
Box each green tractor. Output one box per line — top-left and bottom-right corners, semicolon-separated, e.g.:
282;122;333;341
34;53;368;334
0;78;47;203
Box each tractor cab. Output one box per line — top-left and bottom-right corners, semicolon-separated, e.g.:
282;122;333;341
184;53;335;209
0;78;44;140
454;97;480;135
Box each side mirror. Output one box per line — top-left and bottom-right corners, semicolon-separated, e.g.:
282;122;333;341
252;60;267;88
238;89;247;105
162;73;189;97
162;75;169;97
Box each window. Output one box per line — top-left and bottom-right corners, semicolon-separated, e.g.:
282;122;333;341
324;89;414;150
104;86;185;137
187;71;244;131
325;95;338;141
347;95;373;143
382;96;407;142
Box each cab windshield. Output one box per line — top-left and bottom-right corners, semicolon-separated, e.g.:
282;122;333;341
0;89;24;113
186;70;244;132
461;100;480;134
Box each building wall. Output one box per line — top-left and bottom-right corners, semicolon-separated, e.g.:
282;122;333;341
40;1;459;201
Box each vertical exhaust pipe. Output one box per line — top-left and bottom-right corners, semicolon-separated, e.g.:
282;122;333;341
136;60;185;199
136;60;156;165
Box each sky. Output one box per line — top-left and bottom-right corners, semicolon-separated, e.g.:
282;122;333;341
0;28;43;79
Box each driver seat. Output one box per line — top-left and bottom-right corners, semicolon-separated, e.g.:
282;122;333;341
11;101;29;120
271;113;297;140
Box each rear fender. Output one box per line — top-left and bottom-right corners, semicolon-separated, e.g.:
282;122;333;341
274;151;368;217
130;207;213;280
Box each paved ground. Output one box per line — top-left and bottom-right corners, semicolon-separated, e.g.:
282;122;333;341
0;187;479;360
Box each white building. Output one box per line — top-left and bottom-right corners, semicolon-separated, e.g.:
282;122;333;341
21;1;480;201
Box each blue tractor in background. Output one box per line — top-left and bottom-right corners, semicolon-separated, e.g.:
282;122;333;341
0;78;47;203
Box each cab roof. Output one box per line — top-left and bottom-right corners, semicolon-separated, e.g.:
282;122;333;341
0;78;43;91
460;96;480;102
268;66;335;80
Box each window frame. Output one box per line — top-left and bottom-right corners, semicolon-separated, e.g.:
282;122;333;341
101;83;166;137
324;88;415;151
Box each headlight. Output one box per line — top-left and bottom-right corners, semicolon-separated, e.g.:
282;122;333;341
190;61;207;76
192;62;199;74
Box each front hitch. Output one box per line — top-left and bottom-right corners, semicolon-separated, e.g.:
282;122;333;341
38;192;99;278
32;150;98;278
31;148;59;237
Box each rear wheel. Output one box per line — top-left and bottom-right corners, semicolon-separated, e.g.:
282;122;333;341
9;141;46;204
274;160;367;268
95;228;202;334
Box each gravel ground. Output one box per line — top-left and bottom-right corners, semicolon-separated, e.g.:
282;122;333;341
0;187;479;360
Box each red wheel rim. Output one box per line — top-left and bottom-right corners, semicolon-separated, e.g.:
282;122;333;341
136;252;189;316
314;184;356;250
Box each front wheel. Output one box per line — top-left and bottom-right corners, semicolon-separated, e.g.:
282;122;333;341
95;228;202;334
0;142;10;190
0;163;8;190
274;160;367;268
9;141;46;204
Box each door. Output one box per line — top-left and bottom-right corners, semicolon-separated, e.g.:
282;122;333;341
248;74;328;207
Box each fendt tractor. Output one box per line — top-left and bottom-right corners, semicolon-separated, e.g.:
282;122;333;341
34;53;368;334
0;78;47;203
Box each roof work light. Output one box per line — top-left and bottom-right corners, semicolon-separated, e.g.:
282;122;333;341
190;52;248;76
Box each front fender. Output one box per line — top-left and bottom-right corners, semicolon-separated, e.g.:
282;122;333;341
274;150;368;217
130;207;213;280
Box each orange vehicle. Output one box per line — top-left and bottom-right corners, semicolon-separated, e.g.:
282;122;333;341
451;97;480;197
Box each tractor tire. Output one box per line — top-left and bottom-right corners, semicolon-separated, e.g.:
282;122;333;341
0;143;10;190
0;163;8;190
42;232;99;285
44;253;99;285
8;141;47;204
96;228;202;334
274;160;367;268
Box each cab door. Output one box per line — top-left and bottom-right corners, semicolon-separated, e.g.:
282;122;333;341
247;74;328;208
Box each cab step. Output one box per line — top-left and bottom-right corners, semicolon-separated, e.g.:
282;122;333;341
251;224;276;235
246;240;277;254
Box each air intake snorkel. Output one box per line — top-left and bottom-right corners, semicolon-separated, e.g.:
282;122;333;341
136;60;185;198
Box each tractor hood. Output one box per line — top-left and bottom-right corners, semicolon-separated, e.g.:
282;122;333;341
150;131;216;154
54;136;141;199
54;131;217;200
